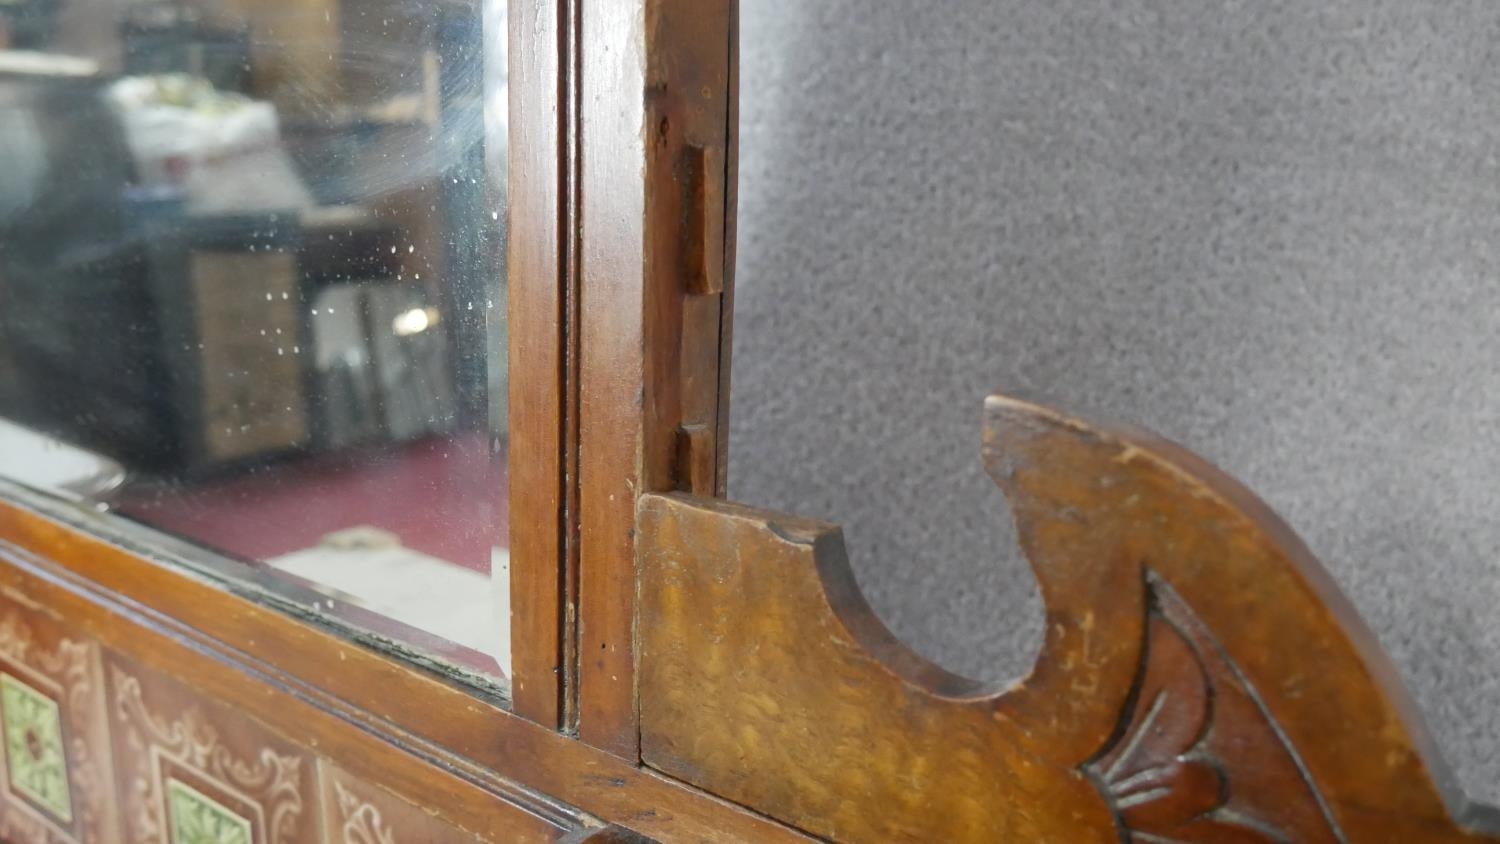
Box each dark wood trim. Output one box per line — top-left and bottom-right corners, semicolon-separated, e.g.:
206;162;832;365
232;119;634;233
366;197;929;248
715;0;739;498
575;0;737;759
559;0;586;735
508;0;569;727
0;490;811;843
575;0;648;756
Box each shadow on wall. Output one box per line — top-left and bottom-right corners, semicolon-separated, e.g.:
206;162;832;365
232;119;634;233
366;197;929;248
728;0;1500;805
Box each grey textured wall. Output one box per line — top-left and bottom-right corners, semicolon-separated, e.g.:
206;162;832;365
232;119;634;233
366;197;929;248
729;1;1500;803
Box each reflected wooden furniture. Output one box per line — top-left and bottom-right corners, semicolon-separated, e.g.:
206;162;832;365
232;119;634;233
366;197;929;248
0;1;1496;842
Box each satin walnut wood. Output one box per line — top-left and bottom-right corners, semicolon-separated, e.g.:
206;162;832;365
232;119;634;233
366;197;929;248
637;394;1500;843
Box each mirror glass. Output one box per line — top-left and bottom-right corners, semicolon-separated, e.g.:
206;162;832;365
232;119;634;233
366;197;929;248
0;0;510;682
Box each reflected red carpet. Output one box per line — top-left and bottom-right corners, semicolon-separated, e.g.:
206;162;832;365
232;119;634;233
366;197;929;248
115;432;507;572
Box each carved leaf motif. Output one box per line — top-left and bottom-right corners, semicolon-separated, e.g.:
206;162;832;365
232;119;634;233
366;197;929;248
1087;575;1347;844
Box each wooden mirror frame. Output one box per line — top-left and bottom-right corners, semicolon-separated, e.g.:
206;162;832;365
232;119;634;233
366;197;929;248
506;0;738;750
0;1;1498;841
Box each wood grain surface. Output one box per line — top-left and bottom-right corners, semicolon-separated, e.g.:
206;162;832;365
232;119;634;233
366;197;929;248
638;394;1500;843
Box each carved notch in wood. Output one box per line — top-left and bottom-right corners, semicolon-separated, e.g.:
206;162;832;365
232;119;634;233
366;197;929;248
637;394;1500;843
682;143;727;297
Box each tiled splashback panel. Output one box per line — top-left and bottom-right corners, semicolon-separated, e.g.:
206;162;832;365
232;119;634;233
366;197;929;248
0;595;567;844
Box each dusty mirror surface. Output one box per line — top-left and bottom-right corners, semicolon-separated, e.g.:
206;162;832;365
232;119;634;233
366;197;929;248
0;0;510;682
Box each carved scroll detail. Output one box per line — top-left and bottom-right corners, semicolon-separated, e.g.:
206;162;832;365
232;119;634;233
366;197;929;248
333;779;397;844
1088;574;1347;844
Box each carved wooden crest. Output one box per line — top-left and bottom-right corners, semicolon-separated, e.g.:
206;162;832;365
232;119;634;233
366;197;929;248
638;393;1499;842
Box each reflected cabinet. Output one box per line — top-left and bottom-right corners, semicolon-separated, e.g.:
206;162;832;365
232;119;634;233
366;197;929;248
0;1;1495;842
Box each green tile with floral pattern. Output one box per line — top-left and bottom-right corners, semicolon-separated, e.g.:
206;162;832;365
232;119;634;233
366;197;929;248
166;778;253;844
0;673;72;822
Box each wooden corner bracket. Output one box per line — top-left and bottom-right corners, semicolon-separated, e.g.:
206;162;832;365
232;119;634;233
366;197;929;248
636;393;1500;843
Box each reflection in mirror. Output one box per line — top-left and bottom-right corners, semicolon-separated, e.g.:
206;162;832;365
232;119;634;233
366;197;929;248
0;0;510;682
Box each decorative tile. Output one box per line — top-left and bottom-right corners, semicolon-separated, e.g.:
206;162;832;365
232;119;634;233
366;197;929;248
0;573;568;844
166;778;253;844
107;655;317;844
0;674;72;823
0;606;109;844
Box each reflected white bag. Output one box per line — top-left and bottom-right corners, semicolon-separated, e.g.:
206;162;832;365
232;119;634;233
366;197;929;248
106;74;313;215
